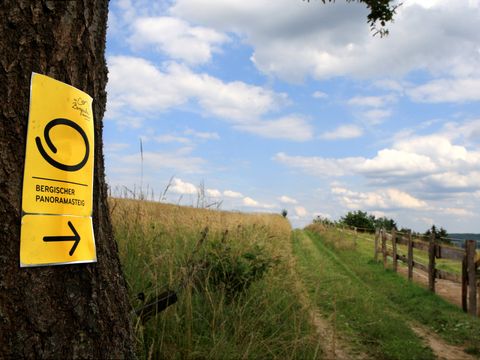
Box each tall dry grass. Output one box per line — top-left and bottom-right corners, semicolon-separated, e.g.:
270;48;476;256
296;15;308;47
110;198;320;359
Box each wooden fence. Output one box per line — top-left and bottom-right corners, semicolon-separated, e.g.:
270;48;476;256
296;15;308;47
373;229;479;317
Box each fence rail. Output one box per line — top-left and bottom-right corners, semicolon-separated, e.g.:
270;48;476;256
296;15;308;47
373;228;479;317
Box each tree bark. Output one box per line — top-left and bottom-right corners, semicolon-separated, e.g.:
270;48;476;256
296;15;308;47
0;1;135;358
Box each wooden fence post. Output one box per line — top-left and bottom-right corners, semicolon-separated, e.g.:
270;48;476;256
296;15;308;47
462;246;468;312
477;277;479;317
466;240;477;316
374;229;379;261
428;232;436;292
407;231;413;281
391;228;397;273
382;229;387;269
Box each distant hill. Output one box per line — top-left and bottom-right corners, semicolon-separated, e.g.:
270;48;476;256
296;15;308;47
448;233;480;249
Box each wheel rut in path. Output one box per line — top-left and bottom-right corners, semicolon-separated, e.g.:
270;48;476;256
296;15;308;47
411;324;476;360
291;231;368;360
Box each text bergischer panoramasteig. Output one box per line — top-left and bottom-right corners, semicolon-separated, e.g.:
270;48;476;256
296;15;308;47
34;184;85;207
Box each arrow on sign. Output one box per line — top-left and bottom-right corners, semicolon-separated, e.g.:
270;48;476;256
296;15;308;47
43;221;80;256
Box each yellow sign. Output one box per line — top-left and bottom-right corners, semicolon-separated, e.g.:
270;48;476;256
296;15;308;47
20;73;96;267
20;215;96;266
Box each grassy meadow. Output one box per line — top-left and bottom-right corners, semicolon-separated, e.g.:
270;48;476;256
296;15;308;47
110;198;320;359
109;198;480;359
302;225;480;357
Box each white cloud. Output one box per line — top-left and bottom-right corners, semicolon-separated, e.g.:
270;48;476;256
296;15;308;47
348;95;395;125
320;124;363;140
129;17;228;65
107;56;281;117
348;95;395;108
332;187;427;210
206;188;222;197
403;0;440;9
449;119;480;137
374;79;406;93
170;178;198;194
172;0;480;83
385;189;427;209
279;195;298;204
276;134;480;182
312;91;328;99
394;136;480;170
357;148;437;177
235;116;313;141
242;196;276;209
442;119;480;146
407;78;480;103
189;74;285;122
224;190;243;198
243;196;259;207
362;109;392;125
441;207;475;217
274;152;361;177
294;206;308;217
107;56;311;141
424;172;480;192
107;56;186;114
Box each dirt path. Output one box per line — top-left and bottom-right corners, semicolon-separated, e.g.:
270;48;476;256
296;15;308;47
396;262;463;308
399;267;479;359
291;231;367;360
411;324;476;360
294;281;353;360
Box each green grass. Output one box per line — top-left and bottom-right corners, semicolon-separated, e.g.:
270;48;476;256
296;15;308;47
309;227;480;355
293;229;435;360
111;198;480;359
111;198;320;359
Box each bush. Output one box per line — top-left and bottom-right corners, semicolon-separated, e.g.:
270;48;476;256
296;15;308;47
340;211;397;232
204;242;278;297
340;210;376;231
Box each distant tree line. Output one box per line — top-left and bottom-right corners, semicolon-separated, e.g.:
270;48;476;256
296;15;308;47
424;225;450;244
313;210;397;232
312;210;451;244
340;210;397;232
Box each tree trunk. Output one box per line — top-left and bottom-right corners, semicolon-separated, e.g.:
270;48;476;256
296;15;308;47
0;1;135;358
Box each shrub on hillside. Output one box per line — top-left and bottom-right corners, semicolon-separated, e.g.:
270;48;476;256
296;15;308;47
340;210;376;231
204;242;278;297
305;222;326;233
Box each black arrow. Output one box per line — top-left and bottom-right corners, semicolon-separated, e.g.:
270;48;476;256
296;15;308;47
43;221;81;256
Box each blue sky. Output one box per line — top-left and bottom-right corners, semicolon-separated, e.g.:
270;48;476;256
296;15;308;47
104;0;480;232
